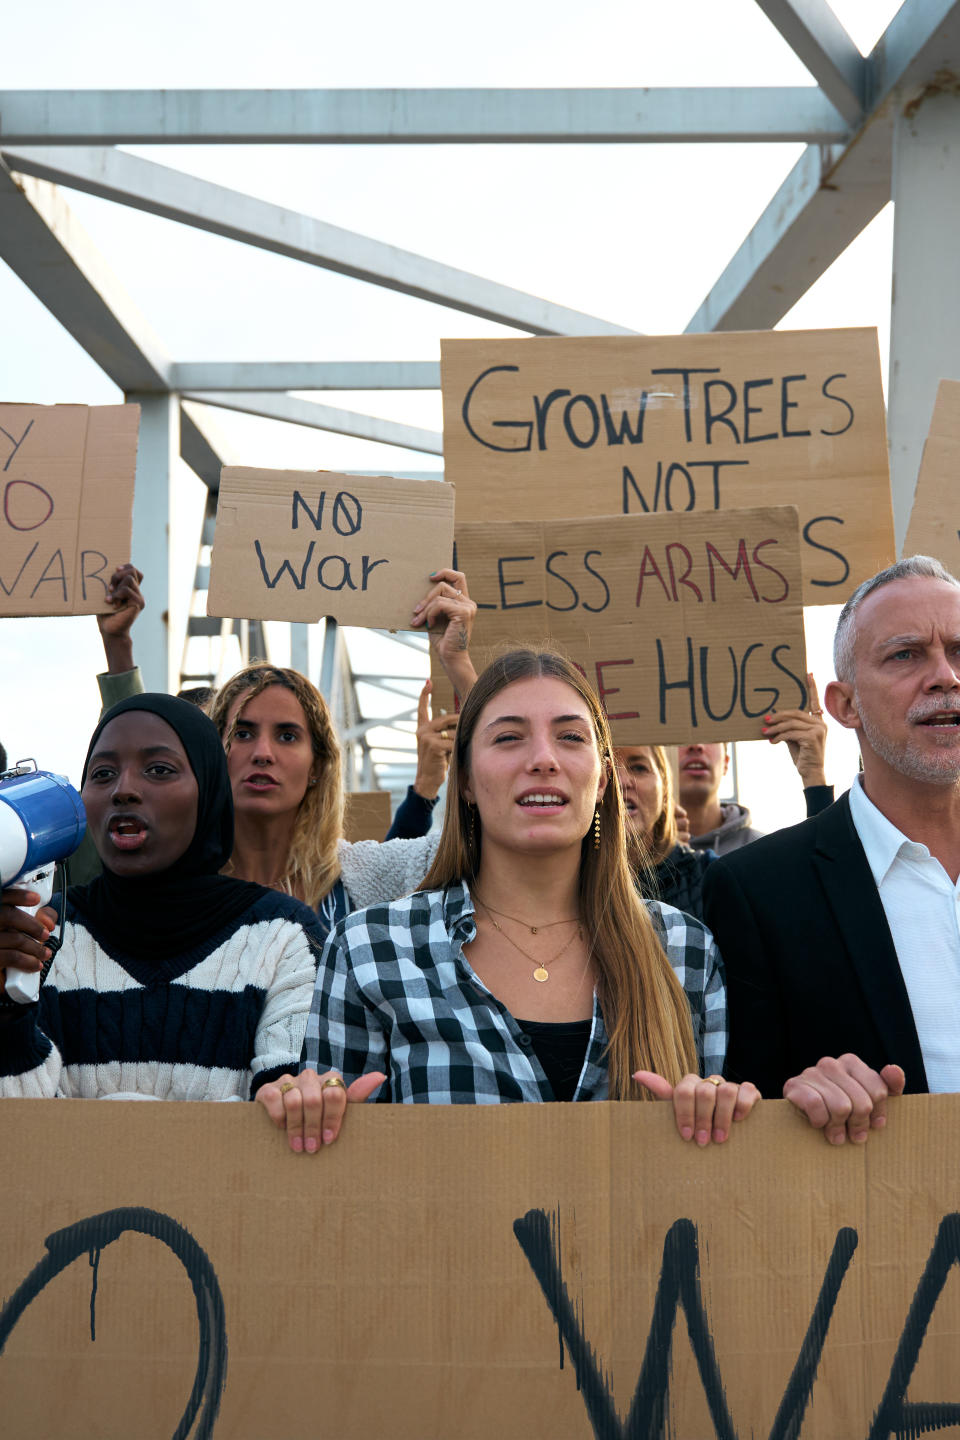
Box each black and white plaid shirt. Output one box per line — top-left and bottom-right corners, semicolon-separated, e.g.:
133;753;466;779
303;881;726;1103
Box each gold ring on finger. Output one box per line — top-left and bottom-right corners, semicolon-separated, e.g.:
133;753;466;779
279;1081;296;1095
706;1075;724;1087
321;1075;347;1091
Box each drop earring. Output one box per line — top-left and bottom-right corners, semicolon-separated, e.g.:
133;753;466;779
593;806;601;850
468;802;475;847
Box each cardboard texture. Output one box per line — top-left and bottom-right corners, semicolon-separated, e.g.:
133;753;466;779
207;469;455;627
441;329;894;605
0;403;140;617
435;504;807;745
2;1095;960;1439
342;789;391;842
903;379;960;569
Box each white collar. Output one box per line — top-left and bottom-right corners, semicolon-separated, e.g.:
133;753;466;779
848;774;930;887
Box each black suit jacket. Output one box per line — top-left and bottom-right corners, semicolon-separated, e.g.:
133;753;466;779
702;791;928;1099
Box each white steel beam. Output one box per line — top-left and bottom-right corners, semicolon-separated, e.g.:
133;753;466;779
2;147;634;337
170;362;441;391
888;89;960;549
0;159;170;390
753;0;866;124
0;89;850;145
184;390;444;454
686;0;960;332
127;393;179;694
0;160;229;495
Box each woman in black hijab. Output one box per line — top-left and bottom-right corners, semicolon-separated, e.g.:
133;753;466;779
0;694;324;1104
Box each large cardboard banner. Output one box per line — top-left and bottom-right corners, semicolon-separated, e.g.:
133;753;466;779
3;1097;960;1439
0;403;140;616
904;378;960;569
441;329;894;604
436;504;807;745
208;469;455;627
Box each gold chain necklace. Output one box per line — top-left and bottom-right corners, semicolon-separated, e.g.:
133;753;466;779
474;894;579;935
477;900;582;984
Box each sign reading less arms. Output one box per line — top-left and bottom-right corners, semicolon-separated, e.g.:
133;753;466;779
442;329;894;604
207;469;455;627
441;505;806;745
0;404;140;616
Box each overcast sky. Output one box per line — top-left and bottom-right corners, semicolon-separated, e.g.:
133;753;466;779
0;0;904;827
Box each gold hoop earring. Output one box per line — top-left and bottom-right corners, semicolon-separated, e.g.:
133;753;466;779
593;807;601;850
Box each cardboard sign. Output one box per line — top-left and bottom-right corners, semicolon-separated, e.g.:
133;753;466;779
3;1096;960;1439
435;505;807;745
207;469;455;627
441;329;894;604
903;378;960;570
0;403;139;616
343;789;391;842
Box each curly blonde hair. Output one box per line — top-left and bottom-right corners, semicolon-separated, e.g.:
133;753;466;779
208;664;343;906
421;650;698;1098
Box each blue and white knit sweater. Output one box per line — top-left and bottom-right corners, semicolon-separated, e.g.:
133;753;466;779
0;891;321;1101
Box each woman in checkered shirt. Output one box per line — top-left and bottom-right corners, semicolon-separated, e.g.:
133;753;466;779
258;650;760;1150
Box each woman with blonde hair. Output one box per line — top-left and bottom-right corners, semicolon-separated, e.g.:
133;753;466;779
204;571;478;938
258;649;760;1147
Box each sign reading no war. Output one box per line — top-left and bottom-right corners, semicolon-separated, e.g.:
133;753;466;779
441;329;894;604
436;504;806;744
207;468;455;627
0;403;139;616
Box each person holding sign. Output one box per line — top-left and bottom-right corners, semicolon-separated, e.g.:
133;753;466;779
206;570;478;936
0;695;324;1102
259;650;760;1150
705;556;960;1143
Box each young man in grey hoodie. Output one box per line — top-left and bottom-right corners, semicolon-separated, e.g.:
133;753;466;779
679;678;834;855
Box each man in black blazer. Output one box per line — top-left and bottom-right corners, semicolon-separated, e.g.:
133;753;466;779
704;555;960;1143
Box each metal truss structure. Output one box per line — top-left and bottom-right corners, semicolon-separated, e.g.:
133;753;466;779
2;0;959;801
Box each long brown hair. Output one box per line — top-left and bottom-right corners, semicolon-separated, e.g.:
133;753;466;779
421;650;698;1098
208;663;344;905
640;745;678;866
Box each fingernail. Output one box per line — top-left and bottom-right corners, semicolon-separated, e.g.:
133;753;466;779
680;1125;693;1141
873;1114;887;1128
713;1128;727;1143
828;1131;845;1146
291;1136;303;1152
696;1129;710;1146
764;714;772;722
429;571;438;577
42;947;52;959
851;1130;868;1145
322;1128;335;1145
305;1137;318;1153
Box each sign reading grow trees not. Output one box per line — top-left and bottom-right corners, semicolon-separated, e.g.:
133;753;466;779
441;328;895;604
207;468;455;627
0;403;140;616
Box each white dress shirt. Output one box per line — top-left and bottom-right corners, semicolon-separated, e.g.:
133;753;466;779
849;776;960;1093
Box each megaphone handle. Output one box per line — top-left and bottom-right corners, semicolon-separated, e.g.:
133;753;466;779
4;866;55;1006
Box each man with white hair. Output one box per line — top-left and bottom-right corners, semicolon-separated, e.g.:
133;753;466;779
703;555;960;1143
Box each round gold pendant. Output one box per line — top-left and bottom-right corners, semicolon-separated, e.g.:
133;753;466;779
533;966;549;983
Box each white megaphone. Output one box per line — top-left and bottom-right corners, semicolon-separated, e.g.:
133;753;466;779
0;761;86;1004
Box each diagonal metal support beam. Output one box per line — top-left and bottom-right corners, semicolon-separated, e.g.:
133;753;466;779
0;158;170;391
687;0;960;333
0;158;229;490
2;146;634;337
170;361;441;392
0;88;850;145
184;390;443;455
753;0;866;124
